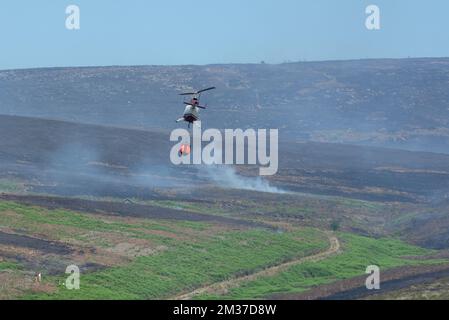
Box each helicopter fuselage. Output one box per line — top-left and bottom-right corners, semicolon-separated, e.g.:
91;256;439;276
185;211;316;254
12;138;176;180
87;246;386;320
177;87;215;127
183;104;200;123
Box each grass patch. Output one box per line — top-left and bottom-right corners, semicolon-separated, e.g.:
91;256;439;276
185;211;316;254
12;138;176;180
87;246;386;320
337;198;384;211
23;228;328;300
0;201;210;245
0;179;25;193
197;233;445;299
0;261;21;271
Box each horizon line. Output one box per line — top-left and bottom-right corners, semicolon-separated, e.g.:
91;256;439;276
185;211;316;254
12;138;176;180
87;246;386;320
1;56;449;72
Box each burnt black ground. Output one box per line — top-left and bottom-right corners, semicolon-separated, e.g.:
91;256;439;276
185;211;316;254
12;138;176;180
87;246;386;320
1;115;449;203
2;59;449;153
323;267;449;300
0;231;73;255
0;194;275;231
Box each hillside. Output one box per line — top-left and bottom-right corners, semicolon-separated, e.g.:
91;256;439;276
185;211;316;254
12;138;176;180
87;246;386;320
2;59;449;300
1;58;449;153
1;114;448;203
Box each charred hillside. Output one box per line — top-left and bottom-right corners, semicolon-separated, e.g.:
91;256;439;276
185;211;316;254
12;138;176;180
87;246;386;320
1;58;449;153
0;115;448;202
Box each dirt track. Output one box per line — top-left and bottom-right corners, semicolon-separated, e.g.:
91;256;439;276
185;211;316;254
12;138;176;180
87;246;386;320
173;232;340;300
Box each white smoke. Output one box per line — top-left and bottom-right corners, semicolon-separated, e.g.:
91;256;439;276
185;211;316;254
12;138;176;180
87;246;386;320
203;165;286;194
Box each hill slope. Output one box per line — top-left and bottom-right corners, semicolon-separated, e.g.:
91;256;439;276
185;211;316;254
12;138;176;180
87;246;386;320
0;114;448;203
1;58;449;153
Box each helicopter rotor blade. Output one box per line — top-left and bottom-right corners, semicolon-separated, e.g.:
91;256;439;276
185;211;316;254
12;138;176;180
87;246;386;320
197;87;216;94
179;87;216;96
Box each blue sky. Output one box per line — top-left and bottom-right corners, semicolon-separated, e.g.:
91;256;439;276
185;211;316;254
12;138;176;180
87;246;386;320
0;0;448;69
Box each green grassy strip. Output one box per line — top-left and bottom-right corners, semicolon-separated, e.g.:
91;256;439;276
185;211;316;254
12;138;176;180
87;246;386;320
0;261;21;271
0;201;208;245
23;228;328;300
197;233;446;299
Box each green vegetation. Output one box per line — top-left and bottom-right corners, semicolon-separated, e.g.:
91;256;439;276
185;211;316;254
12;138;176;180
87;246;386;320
197;233;445;299
0;179;24;193
147;200;233;217
25;228;328;300
330;219;341;231
337;198;385;211
2;200;447;301
0;201;208;246
0;261;21;271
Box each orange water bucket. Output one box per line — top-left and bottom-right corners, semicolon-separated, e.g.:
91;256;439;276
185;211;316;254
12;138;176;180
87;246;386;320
178;144;191;156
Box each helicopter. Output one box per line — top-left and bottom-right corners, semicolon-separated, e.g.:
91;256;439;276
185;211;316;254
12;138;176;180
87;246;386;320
176;87;216;128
